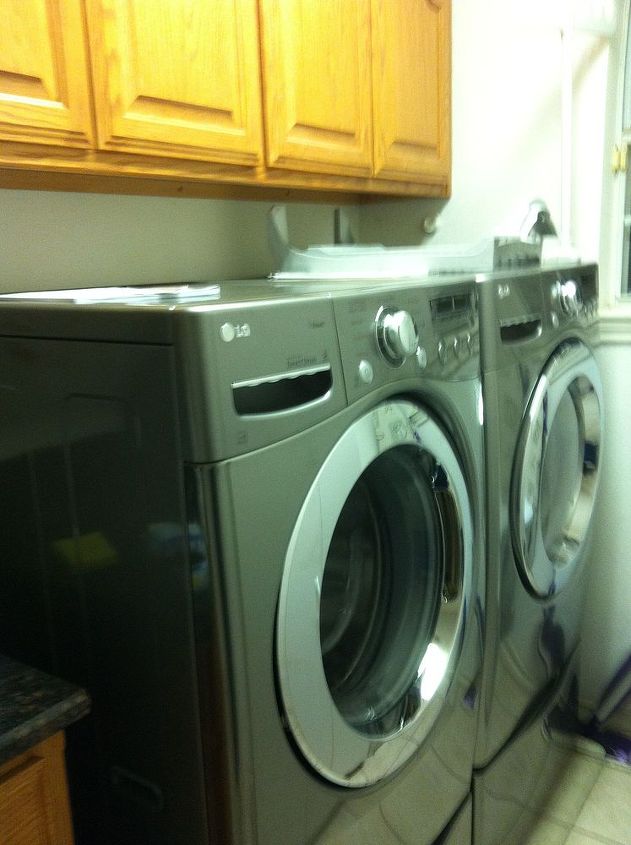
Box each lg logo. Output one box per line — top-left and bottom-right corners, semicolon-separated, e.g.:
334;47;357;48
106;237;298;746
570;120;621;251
220;322;251;342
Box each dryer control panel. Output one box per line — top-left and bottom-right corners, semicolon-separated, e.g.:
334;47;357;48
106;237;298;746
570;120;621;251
477;263;599;374
543;264;599;329
333;280;479;404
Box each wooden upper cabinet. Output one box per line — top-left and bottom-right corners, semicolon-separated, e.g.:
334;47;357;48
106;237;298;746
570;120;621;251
84;0;264;165
0;0;451;195
371;0;451;183
259;0;373;177
0;0;94;147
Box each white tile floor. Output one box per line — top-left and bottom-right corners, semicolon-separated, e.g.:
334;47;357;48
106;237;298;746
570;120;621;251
523;739;631;845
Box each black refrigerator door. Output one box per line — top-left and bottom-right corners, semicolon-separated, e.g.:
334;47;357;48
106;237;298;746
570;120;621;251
0;337;207;845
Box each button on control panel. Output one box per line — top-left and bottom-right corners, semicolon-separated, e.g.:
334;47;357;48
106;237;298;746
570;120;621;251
436;331;476;368
416;347;428;369
358;359;374;384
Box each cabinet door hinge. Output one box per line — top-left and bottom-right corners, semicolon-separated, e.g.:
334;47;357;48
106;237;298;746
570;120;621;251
612;144;628;173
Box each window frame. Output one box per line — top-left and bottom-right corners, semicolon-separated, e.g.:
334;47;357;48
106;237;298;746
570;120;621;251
607;0;631;304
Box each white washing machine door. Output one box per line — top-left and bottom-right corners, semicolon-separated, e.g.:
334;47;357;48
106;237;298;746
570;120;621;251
511;340;603;598
275;399;474;788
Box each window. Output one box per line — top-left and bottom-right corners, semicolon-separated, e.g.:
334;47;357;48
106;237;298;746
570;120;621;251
623;168;631;295
619;2;631;294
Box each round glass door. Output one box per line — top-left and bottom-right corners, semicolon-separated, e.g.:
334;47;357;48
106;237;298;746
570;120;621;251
511;341;603;598
276;400;474;788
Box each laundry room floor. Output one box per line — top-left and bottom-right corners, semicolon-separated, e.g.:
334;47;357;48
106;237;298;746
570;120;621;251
522;736;631;845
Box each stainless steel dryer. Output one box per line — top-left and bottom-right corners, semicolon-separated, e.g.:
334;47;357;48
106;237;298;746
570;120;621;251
473;264;603;844
0;277;484;845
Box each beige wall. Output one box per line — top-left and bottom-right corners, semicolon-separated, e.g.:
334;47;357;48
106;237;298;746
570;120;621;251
0;190;356;292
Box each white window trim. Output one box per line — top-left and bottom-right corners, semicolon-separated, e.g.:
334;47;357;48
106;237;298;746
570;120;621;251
601;0;631;324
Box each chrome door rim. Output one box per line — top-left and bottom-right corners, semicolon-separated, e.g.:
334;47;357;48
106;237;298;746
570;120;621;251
511;341;603;597
275;399;474;788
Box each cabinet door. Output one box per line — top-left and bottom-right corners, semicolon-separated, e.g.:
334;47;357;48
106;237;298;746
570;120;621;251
371;0;451;183
85;0;264;165
259;0;373;177
0;0;94;147
0;733;74;845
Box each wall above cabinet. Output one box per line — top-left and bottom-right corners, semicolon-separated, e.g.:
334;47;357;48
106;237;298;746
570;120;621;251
0;0;451;201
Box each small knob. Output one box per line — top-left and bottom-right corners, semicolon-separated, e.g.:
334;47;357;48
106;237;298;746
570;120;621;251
376;307;419;365
358;359;374;384
416;346;428;369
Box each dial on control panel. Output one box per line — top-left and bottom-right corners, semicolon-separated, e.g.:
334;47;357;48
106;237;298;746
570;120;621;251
375;307;419;365
555;279;581;316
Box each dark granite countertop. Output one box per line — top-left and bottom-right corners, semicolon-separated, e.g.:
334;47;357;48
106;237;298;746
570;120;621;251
0;655;90;766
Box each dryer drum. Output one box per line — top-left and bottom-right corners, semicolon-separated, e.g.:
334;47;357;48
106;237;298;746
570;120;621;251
275;399;474;788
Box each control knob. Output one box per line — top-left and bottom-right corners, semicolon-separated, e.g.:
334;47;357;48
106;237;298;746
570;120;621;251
555;279;581;316
376;307;419;365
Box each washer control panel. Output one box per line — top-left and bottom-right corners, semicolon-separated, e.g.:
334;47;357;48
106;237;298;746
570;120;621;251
547;265;599;327
333;281;478;403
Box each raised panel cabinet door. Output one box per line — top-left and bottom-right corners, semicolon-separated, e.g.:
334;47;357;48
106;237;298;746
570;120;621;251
85;0;264;164
0;0;94;147
259;0;373;177
371;0;451;185
0;756;56;845
0;733;74;845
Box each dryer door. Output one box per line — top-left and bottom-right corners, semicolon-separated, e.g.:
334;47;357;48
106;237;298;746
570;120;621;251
275;399;474;788
511;340;603;598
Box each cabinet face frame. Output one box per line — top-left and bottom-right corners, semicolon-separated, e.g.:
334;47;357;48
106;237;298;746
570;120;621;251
84;0;264;165
259;0;374;177
371;0;451;185
0;0;95;147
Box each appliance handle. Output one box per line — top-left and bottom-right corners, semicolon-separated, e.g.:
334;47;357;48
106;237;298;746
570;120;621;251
499;318;542;344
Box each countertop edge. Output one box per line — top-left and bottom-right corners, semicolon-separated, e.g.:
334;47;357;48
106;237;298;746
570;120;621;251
0;655;91;766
